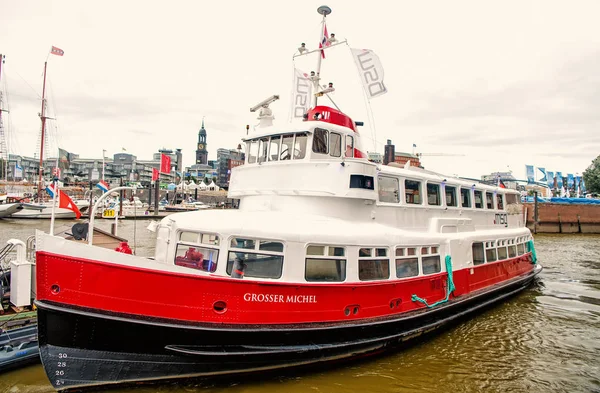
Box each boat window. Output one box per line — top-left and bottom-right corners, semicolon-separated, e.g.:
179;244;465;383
474;190;484;209
445;185;457;207
269;136;281;161
396;257;419;278
517;243;525;255
485;246;497;263
405;180;422;204
472;242;485;265
350;175;374;190
201;233;219;245
461;188;472;208
422;256;441;275
485;192;494;209
497;194;504;210
345;135;354;157
247;140;258;164
259;240;284;253
280;134;295;160
506;193;519;204
294;132;308;159
230;238;256;249
179;231;198;243
258;137;269;163
508;245;517;258
407;247;417;256
421;247;429;255
227;237;285;279
330;132;342;157
359;247;390;281
305;244;346;282
378;176;399;203
497;246;508;260
427;183;441;206
431;246;439;254
313;128;329;154
175;244;218;273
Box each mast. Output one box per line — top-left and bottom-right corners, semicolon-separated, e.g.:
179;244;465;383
0;54;8;181
313;6;331;107
37;61;48;201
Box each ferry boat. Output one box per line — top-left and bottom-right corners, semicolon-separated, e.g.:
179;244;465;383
34;6;541;391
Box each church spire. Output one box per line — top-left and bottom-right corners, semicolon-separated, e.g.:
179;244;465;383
201;117;205;130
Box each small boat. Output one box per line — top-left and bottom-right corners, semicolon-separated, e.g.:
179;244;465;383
0;324;39;373
8;199;88;219
34;6;541;391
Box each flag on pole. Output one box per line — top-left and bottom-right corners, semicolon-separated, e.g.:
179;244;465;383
160;153;171;174
350;48;388;98
51;46;64;56
96;180;109;193
319;23;329;59
46;184;81;219
152;168;160;181
290;68;312;119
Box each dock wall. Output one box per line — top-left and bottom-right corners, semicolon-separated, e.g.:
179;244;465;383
524;202;600;234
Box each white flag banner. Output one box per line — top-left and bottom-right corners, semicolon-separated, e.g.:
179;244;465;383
14;163;23;178
351;48;388;99
290;68;312;119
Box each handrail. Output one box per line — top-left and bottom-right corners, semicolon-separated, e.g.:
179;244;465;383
88;186;135;245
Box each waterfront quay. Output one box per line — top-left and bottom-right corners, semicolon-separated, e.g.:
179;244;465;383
0;219;598;393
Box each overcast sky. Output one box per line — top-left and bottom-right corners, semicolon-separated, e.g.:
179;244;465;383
1;0;598;180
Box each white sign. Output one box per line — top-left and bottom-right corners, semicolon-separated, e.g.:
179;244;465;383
351;48;388;99
290;68;312;119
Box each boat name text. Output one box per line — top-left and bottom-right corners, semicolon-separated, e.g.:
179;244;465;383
495;213;508;227
243;293;317;303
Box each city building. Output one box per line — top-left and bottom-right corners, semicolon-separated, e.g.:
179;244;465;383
216;147;244;188
195;119;208;165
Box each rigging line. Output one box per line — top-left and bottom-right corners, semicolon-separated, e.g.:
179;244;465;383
344;42;377;152
7;69;42;100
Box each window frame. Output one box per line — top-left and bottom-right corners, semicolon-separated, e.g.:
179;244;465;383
305;244;347;282
312;128;329;155
358;247;390;281
445;185;458;207
227;236;285;279
405;179;422;205
378;175;400;203
460;187;472;208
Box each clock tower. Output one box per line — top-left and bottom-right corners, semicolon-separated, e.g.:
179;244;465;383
195;118;208;165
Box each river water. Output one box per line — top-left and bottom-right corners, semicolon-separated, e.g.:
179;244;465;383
0;218;598;393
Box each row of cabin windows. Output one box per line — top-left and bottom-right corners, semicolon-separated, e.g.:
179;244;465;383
472;236;533;265
175;232;442;282
246;130;355;164
378;175;515;210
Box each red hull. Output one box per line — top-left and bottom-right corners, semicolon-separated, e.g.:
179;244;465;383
35;251;534;325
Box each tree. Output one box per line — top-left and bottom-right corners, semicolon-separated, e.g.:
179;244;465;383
582;154;600;194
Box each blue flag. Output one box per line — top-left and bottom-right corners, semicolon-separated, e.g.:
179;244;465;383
556;172;563;188
537;167;546;182
546;171;554;188
526;165;535;184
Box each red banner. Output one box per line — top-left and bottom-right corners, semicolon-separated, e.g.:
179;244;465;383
160;154;171;174
152;167;159;181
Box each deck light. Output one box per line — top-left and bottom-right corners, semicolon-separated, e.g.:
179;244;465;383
298;43;307;54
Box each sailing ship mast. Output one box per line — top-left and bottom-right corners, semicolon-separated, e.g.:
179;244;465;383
37;60;49;201
0;54;9;181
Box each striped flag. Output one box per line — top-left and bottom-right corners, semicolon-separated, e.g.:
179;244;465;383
96;180;109;193
51;46;64;56
319;23;329;59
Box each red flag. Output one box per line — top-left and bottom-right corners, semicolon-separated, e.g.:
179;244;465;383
58;190;81;219
499;179;507;189
152;167;159;181
51;46;64;56
160;154;171;174
319;23;329;59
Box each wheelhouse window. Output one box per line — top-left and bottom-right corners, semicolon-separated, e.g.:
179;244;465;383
508;239;517;258
474;190;484;209
350;175;374;190
445;185;458;207
305;245;346;282
427;183;441;206
460;187;471;208
227;237;284;279
506;193;519;205
378;176;399;203
517;242;525;255
269;136;281;161
358;247;390;281
175;231;220;273
280;134;294;160
294;132;308;159
472;242;485;265
395;247;419;278
330;132;342;157
247;140;258;164
497;240;508;260
345;135;354;157
497;194;504;210
313;128;328;154
258;137;269;163
405;180;422;204
485;192;494;209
